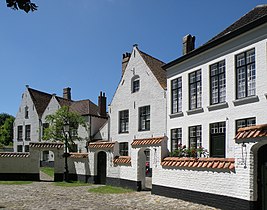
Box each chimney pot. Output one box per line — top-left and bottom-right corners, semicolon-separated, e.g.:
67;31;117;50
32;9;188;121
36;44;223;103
98;91;107;117
182;34;195;55
122;51;131;76
63;87;71;100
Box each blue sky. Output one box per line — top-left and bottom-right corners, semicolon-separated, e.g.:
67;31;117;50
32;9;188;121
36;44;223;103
0;0;265;116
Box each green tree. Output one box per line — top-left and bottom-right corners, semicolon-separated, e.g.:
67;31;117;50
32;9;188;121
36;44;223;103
43;106;88;150
0;114;15;146
6;0;37;13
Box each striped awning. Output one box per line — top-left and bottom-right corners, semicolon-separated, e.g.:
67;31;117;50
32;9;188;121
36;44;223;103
88;142;115;149
235;124;267;140
113;156;131;165
131;137;165;146
0;152;30;158
29;142;64;149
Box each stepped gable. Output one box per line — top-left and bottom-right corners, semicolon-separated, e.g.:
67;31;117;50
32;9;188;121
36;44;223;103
28;88;52;117
138;49;166;89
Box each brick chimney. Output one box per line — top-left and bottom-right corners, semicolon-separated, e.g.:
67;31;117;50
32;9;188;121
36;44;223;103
122;52;131;76
98;91;107;117
183;34;195;55
63;87;71;100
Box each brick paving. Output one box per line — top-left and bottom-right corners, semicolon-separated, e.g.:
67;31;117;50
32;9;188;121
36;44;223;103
0;181;219;210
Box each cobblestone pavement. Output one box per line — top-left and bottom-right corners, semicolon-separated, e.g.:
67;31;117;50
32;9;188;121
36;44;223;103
0;181;219;210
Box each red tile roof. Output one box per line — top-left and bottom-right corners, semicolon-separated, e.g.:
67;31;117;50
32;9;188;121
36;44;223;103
88;141;115;149
235;124;267;140
29;142;64;149
69;153;88;158
0;152;30;158
131;137;165;146
161;157;235;170
113;156;131;165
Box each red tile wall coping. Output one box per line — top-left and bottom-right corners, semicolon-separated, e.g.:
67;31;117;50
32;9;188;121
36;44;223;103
113;156;131;165
131;136;165;146
88;142;115;149
0;152;30;158
29;142;64;149
235;124;267;140
69;153;88;158
161;157;235;170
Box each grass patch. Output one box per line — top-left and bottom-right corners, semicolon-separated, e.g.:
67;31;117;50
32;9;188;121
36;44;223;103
0;181;32;185
54;181;91;187
40;167;54;177
89;185;133;194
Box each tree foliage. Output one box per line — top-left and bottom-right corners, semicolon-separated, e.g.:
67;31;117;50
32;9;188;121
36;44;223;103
6;0;37;13
43;106;88;149
0;113;15;146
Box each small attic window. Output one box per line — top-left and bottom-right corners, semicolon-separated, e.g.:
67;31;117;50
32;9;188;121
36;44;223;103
132;75;140;93
25;106;29;119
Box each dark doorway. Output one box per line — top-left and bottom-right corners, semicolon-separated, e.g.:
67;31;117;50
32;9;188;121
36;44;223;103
258;144;267;210
210;122;226;158
96;151;106;184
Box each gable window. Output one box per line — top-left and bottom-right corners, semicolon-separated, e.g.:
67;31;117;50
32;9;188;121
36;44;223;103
236;49;255;99
25;106;29;119
210;122;226;158
17;126;23;141
25;125;31;141
210;60;226;105
189;70;202;110
119;142;128;156
236;117;256;134
119;110;129;133
139;106;150;131
171;128;182;152
132;75;140;93
171;77;182;113
189;125;202;148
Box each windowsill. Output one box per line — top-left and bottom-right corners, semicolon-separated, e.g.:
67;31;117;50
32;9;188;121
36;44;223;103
233;95;259;106
138;129;150;132
169;112;184;118
119;132;129;134
207;102;228;111
186;108;204;115
25;139;31;141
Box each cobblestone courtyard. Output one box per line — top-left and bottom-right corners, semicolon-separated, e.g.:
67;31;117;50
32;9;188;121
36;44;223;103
0;181;218;210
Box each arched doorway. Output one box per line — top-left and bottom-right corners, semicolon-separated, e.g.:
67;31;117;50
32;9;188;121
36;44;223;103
257;144;267;209
40;150;55;181
97;151;106;184
137;148;152;190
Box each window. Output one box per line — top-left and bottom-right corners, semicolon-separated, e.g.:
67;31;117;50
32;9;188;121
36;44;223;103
210;60;226;105
171;128;182;152
139;106;150;131
42;123;49;139
132;76;140;93
17;145;23;152
119;110;129;133
25;106;29;119
236;49;256;99
189;70;202;110
119;142;128;156
189;125;202;148
25;145;29;152
17;126;23;141
171;77;182;113
210;122;226;158
25;125;31;141
236;117;256;133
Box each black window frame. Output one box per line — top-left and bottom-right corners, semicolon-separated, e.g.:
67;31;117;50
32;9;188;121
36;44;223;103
210;60;226;105
171;77;182;113
210;122;226;158
17;145;23;152
17;125;23;141
25;106;29;119
189;70;202;110
171;128;182;152
132;79;140;93
119;142;128;156
235;49;256;99
25;145;29;152
189;125;202;149
236;117;256;134
139;106;150;131
119;110;129;133
25;125;31;141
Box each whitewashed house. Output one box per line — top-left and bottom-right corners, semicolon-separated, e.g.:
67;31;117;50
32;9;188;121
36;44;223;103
150;5;267;209
89;45;168;190
13;86;107;161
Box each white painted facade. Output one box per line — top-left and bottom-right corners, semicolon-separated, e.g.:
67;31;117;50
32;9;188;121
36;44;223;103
166;22;267;158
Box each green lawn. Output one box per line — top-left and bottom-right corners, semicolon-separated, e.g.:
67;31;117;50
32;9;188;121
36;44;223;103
54;181;91;187
88;185;133;194
40;167;54;177
0;181;32;185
